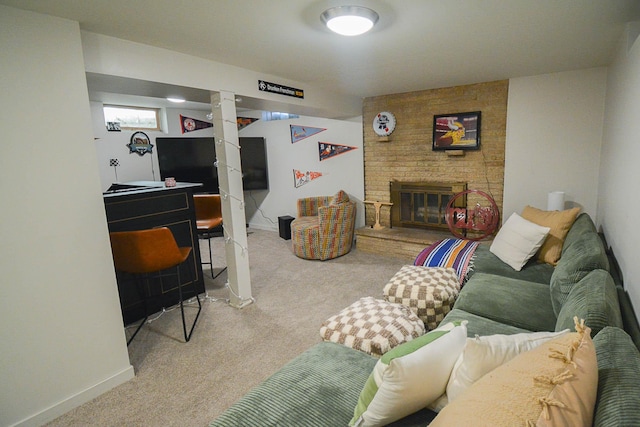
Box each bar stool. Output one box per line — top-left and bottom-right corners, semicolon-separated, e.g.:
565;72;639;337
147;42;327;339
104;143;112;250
193;194;227;279
109;227;202;344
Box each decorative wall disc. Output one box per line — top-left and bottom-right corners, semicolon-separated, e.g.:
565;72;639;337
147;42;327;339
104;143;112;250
373;111;396;136
128;131;153;156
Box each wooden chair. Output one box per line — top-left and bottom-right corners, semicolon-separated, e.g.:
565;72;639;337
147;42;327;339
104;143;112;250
193;194;227;279
109;227;202;344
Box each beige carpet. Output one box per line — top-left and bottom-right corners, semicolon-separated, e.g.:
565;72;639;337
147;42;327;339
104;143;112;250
45;228;408;427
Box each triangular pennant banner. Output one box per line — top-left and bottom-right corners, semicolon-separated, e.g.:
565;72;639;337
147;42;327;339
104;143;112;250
180;114;213;134
293;169;323;188
237;117;259;131
290;125;326;143
319;142;358;161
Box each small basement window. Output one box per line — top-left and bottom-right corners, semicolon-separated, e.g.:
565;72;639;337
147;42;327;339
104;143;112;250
103;105;161;131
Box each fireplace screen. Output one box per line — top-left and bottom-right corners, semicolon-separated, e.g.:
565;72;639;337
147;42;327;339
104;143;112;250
391;181;467;230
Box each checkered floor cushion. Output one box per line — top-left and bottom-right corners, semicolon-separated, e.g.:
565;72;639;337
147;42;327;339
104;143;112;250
383;265;460;331
320;297;425;357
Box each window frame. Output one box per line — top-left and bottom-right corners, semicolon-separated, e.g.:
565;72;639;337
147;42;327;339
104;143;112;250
103;104;161;131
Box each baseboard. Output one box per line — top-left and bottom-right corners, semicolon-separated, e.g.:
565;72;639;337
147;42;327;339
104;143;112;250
247;222;278;232
12;365;135;427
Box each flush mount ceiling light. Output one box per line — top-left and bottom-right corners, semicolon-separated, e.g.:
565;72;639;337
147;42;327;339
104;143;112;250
321;5;379;36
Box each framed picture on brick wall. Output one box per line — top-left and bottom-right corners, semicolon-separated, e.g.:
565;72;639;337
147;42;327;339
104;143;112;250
432;111;481;151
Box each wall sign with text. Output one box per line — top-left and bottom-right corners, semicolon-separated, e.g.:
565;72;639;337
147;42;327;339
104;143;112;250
258;80;304;99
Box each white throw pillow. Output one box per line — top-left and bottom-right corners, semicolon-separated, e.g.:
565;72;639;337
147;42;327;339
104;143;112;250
445;329;569;403
490;212;551;271
349;321;468;427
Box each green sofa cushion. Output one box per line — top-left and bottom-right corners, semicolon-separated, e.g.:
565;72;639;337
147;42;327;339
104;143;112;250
556;269;623;336
441;308;533;337
210;341;436;427
469;244;554;284
453;273;556;332
550;231;609;315
593;327;640;427
562;212;597;253
210;341;377;427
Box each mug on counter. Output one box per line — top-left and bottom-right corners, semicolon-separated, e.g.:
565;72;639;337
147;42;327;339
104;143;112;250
164;177;176;187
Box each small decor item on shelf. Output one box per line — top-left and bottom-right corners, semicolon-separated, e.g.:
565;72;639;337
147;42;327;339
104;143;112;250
109;158;120;181
373;111;396;137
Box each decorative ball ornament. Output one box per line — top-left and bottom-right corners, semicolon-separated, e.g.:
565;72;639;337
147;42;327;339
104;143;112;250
373;111;396;136
445;189;500;241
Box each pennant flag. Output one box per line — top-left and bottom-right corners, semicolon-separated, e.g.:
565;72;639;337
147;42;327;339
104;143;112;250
237;117;259;131
319;142;358;161
180;114;213;134
290;125;326;143
293;169;323;188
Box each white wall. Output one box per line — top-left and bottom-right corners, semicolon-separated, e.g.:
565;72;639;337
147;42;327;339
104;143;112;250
239;115;365;230
81;31;362;119
0;7;133;427
598;24;640;310
91;105;364;230
92;103;213;191
503;68;607;219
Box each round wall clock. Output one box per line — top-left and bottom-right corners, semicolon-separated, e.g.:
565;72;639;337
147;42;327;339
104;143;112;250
373;111;396;136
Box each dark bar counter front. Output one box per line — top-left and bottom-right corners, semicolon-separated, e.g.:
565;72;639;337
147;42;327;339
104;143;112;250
103;181;205;325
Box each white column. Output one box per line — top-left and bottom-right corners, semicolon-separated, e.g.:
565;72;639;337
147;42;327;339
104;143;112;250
211;91;253;308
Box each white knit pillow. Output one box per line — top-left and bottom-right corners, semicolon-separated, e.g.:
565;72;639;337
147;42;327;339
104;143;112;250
490;212;550;271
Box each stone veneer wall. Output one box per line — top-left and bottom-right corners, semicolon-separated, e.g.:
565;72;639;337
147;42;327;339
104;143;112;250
362;80;508;228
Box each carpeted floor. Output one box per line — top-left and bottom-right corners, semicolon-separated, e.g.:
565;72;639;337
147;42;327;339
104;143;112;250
45;228;408;427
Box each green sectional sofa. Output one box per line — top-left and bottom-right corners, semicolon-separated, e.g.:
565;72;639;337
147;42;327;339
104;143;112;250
210;213;640;426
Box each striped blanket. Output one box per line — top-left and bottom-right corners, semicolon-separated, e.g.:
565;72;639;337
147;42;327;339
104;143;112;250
414;238;479;285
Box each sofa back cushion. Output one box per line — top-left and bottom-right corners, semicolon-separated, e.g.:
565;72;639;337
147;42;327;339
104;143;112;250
550;231;609;315
555;269;622;337
468;244;555;284
297;196;331;217
562;213;597;254
593;327;640;427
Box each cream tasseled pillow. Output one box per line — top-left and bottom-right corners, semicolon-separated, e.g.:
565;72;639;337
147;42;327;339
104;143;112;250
521;205;580;265
430;317;598;427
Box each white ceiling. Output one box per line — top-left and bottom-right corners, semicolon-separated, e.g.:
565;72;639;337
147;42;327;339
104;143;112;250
4;0;640;108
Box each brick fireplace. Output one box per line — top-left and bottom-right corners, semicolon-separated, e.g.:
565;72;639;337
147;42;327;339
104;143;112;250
390;181;467;231
357;80;508;260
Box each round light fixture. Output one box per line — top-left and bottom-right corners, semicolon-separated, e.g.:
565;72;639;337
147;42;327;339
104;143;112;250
321;6;379;36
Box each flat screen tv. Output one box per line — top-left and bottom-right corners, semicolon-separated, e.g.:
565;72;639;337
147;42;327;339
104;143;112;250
156;137;268;193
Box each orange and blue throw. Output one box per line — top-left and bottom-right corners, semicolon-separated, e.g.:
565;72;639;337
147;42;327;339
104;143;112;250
414;238;479;285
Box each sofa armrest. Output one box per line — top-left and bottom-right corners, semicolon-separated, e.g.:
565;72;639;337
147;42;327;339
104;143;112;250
555;269;623;337
210;342;376;426
315;201;356;260
550;231;609;315
593;327;640;427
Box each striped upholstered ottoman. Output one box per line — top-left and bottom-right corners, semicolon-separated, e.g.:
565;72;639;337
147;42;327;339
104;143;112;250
383;265;461;331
